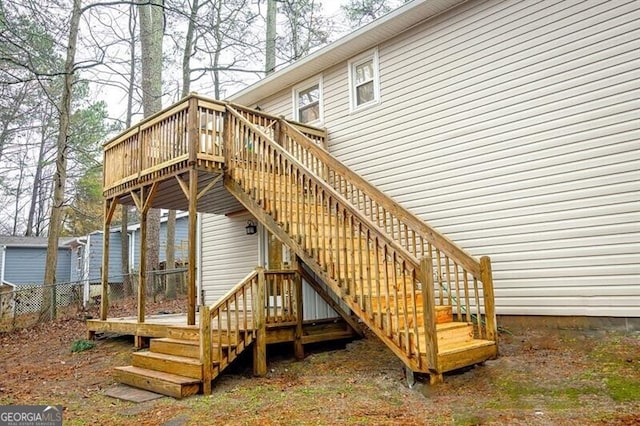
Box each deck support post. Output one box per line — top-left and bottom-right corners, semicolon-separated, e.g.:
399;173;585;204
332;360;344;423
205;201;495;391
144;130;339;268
253;267;267;376
200;305;212;395
420;256;438;372
100;198;117;321
136;206;148;348
187;168;198;325
293;256;304;360
480;256;498;351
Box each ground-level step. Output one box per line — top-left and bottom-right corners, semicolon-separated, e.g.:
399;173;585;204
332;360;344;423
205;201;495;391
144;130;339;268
132;351;204;379
150;338;200;358
113;366;201;399
437;339;497;373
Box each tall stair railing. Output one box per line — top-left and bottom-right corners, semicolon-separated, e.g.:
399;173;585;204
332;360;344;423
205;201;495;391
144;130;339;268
225;106;444;372
276;120;497;344
228;104;496;345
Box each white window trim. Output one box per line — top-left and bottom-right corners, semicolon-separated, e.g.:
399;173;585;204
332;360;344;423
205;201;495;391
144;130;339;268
292;75;324;125
348;48;380;113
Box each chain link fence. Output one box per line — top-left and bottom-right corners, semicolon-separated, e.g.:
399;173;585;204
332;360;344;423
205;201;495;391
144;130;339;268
0;268;189;333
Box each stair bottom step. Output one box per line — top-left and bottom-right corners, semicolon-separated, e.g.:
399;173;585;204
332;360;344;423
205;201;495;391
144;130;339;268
114;366;201;399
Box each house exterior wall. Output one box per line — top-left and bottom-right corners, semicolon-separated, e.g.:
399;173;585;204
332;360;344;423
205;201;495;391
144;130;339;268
200;212;259;305
247;0;640;316
3;247;71;285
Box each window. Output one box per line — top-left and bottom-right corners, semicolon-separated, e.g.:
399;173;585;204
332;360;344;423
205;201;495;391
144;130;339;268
349;49;380;111
293;78;322;124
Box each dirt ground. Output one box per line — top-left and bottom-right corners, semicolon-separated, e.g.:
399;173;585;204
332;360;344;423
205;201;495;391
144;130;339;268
0;316;638;425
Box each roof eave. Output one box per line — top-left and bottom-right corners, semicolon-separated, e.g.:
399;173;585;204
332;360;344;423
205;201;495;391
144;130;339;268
228;0;466;106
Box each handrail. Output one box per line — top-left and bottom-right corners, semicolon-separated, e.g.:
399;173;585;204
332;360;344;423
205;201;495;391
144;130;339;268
280;121;481;278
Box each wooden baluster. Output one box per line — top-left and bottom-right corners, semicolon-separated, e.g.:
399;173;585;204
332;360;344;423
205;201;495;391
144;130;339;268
356;222;364;311
374;239;382;328
382;245;391;335
408;267;420;357
463;272;471;323
350;214;358;298
399;258;409;355
314;183;320;264
445;256;452;306
473;277;482;339
391;252;400;346
436;249;444;305
454;264;462;321
364;229;373;318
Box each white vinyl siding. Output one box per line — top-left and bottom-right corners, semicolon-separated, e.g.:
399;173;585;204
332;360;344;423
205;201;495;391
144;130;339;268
200;212;259;305
246;0;640;317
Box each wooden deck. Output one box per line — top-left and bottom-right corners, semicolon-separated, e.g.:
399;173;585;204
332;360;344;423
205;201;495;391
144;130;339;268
99;95;498;398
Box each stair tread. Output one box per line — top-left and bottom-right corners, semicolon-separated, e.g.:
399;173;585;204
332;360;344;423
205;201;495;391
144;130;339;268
115;365;201;385
154;337;199;346
134;350;203;365
403;322;472;332
438;339;495;356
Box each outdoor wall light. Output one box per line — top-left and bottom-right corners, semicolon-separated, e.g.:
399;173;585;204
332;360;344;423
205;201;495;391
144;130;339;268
245;220;257;235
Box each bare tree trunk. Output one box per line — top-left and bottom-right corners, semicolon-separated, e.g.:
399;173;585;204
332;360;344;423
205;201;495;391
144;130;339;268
138;0;164;285
121;4;137;298
25;106;51;236
265;0;277;75
181;0;199;96
42;0;82;321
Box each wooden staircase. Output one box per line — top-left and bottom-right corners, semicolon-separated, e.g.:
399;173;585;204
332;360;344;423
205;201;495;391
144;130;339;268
108;100;498;397
224;105;498;381
114;272;260;399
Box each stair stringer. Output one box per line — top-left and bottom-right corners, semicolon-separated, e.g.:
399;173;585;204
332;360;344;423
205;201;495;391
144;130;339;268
225;176;432;374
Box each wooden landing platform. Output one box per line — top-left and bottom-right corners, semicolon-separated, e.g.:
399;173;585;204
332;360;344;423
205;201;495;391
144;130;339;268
87;314;357;346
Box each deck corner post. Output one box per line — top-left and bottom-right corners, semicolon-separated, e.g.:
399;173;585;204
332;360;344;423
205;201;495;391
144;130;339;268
138;200;147;325
187;96;199;165
293;257;304;360
253;266;267;377
480;256;498;347
420;256;438;372
100;198;117;321
187;168;199;326
200;305;212;395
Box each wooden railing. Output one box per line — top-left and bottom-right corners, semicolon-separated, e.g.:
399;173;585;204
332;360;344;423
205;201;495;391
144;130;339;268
102;94;226;194
264;270;298;325
199;267;301;394
276;119;496;344
199;269;256;394
225;106;440;371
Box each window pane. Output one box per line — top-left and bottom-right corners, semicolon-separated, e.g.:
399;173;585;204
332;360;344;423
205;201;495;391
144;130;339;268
356;81;374;105
355;61;373;84
299;103;319;123
298;84;319;107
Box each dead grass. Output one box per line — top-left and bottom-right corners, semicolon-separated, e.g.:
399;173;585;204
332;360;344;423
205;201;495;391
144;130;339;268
0;319;639;425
